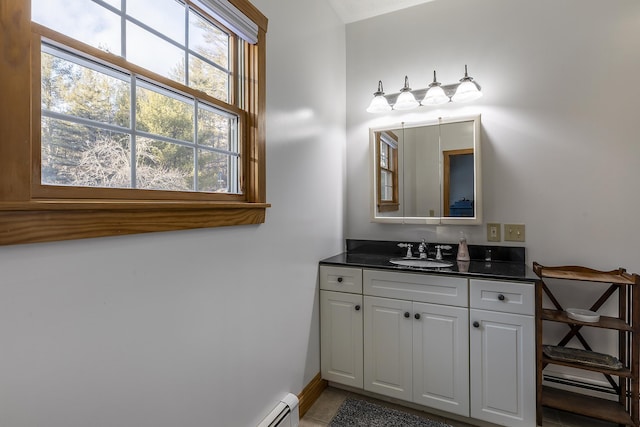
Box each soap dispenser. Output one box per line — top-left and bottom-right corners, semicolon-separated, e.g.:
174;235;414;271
457;232;470;262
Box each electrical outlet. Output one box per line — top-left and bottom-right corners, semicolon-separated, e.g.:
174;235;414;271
487;223;501;242
504;224;525;242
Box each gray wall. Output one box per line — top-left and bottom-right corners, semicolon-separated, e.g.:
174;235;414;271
0;1;345;426
345;0;640;387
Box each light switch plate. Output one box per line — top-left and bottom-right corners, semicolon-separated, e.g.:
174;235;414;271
487;223;501;242
504;224;526;242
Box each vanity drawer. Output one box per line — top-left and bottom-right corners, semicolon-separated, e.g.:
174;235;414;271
470;279;534;315
363;269;468;307
320;265;363;293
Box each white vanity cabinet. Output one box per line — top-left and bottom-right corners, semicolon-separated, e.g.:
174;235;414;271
319;266;363;388
363;270;470;416
469;279;536;427
319;264;536;427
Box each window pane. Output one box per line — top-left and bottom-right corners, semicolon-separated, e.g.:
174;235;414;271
41;51;130;128
126;0;185;44
380;143;389;168
198;150;236;193
197;106;232;150
136;84;194;142
188;55;229;101
136;137;194;191
126;22;185;81
33;0;121;55
189;10;229;68
41;117;131;188
380;171;392;201
384;186;392;201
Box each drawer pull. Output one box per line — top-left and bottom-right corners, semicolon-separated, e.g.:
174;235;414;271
473;321;480;328
414;313;421;320
404;312;411;318
355;305;361;311
498;294;505;301
337;277;343;283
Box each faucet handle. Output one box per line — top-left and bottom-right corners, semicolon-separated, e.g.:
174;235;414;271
434;244;453;260
397;243;414;258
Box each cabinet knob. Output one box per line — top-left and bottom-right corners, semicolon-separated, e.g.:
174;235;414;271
473;321;480;328
498;294;505;301
355;305;361;311
414;313;421;320
404;312;410;318
337;277;343;283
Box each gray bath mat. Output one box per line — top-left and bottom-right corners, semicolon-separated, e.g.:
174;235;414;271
329;397;454;427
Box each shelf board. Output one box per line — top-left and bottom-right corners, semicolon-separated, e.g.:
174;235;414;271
542;355;632;377
542;308;633;331
541;386;633;426
533;263;638;285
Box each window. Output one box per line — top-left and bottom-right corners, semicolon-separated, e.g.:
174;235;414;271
376;130;399;212
40;44;240;194
0;0;268;245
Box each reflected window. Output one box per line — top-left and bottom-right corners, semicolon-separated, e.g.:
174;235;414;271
376;130;399;212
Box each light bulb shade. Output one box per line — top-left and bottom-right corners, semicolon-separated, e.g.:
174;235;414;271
422;85;449;105
452;80;482;103
394;90;419;110
366;94;392;113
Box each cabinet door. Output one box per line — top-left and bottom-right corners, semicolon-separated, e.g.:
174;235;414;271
413;302;469;416
470;309;535;427
364;296;413;401
320;290;363;388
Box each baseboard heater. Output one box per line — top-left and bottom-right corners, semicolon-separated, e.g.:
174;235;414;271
257;393;299;427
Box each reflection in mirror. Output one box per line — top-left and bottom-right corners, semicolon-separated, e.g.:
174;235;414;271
376;130;399;213
370;115;481;225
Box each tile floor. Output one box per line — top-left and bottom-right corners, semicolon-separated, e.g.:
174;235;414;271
300;386;618;427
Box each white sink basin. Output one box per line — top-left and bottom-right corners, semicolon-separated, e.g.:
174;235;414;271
389;258;454;268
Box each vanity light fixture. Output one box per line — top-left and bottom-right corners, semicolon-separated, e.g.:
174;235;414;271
451;65;483;103
365;80;392;113
393;76;420;110
366;65;482;113
422;70;450;106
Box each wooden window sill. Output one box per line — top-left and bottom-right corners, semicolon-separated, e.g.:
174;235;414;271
0;201;270;245
377;203;400;213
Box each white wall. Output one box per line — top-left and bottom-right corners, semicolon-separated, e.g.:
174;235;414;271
346;0;640;274
0;1;346;426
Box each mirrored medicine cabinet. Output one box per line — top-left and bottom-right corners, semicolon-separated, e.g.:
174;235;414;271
370;114;481;225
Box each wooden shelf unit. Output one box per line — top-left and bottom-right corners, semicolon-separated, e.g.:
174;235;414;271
534;262;640;427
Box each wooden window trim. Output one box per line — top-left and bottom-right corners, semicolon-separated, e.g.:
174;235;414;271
376;131;399;213
0;0;269;246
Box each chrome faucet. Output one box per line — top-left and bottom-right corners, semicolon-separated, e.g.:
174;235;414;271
418;239;428;259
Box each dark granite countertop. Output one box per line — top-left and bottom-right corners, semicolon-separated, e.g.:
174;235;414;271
320;240;538;282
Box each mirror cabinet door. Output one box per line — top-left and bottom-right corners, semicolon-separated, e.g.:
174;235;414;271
370;115;481;225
